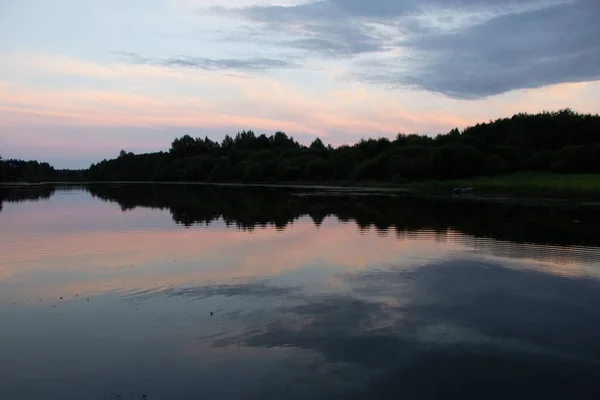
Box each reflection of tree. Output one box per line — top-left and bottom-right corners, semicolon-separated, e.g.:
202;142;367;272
87;184;600;246
0;185;58;213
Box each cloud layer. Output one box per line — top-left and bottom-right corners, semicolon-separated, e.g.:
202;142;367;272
215;0;600;98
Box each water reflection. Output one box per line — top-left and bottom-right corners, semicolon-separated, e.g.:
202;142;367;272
85;183;600;246
1;184;600;399
125;259;600;399
2;183;599;247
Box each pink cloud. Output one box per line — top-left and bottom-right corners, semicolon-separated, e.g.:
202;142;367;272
2;52;599;165
0;53;479;138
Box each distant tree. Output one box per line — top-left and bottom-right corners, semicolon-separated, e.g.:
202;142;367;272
170;135;208;158
221;135;234;152
270;131;299;150
255;134;271;151
309;137;326;151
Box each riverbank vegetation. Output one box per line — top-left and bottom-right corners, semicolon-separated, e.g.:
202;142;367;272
411;173;600;199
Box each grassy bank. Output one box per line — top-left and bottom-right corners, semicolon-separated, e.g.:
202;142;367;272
408;173;600;199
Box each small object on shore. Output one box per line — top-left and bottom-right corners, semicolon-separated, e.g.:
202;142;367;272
452;187;474;195
60;296;63;300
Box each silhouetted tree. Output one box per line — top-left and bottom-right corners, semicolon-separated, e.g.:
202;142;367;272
309;137;326;152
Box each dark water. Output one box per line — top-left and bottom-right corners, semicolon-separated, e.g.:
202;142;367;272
2;184;600;400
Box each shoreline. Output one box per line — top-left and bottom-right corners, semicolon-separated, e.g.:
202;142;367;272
0;180;409;192
3;178;600;207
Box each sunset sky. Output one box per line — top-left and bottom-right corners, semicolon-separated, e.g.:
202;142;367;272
1;0;599;168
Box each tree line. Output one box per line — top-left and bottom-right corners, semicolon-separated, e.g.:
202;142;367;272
2;109;600;183
0;157;56;182
86;109;600;183
0;155;82;183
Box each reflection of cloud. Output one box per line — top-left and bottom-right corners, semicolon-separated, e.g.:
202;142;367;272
134;281;301;302
208;259;600;398
215;295;403;367
4;188;600;397
352;259;600;354
1;203;457;301
4;189;600;304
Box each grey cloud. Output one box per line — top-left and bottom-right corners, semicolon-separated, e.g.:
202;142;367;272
359;0;600;98
285;23;389;56
215;0;598;98
210;1;407;58
116;52;299;71
231;0;545;23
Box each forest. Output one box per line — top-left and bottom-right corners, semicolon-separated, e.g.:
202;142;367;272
1;109;600;183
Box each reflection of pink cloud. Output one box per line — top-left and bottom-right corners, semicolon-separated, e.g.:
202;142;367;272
0;218;455;301
1;208;595;303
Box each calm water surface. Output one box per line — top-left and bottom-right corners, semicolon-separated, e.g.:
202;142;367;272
2;184;600;399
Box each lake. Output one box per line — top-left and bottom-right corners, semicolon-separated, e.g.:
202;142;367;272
2;184;600;400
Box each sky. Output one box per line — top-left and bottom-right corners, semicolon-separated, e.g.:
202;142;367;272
1;0;599;168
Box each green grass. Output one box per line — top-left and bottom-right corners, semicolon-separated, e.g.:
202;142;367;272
409;173;600;199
